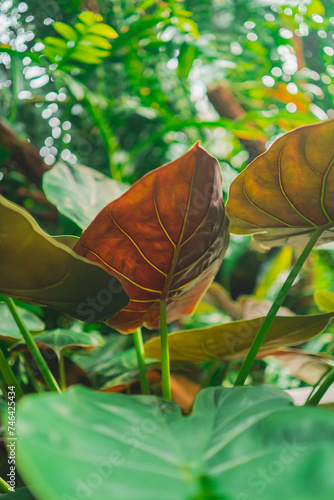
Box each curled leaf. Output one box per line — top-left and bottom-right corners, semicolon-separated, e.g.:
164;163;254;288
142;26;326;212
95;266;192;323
74;144;229;333
226;120;334;247
0;196;129;322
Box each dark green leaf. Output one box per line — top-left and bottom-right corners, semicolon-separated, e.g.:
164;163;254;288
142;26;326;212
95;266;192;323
0;487;35;499
145;313;334;362
52;22;78;41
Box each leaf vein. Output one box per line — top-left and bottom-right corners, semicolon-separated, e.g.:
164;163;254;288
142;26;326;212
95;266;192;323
109;211;167;277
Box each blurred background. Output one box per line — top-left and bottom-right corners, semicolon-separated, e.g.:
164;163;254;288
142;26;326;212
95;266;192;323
1;0;334;401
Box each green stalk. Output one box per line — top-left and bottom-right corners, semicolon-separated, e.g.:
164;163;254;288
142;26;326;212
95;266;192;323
133;328;150;395
58;352;67;391
306;367;334;406
235;227;325;386
0;348;24;400
159;299;171;400
3;297;61;394
0;377;8;400
0;476;11;493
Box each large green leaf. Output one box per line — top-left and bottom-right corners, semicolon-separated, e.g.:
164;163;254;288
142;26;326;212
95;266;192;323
145;313;334;362
0;196;129;321
12;329;105;358
0;302;45;340
15;385;334;500
43;162;129;230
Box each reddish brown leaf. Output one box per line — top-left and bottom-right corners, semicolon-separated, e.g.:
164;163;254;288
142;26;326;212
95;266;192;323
74;144;229;333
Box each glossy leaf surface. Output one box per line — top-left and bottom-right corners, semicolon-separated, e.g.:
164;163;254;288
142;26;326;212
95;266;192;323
43;162;129;230
0;302;45;340
145;313;334;362
226;120;334;247
0;196;129;321
15;385;334;500
74;144;229;333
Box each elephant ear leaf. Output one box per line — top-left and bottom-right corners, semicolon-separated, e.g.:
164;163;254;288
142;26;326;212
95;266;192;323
226;119;334;247
0;196;129;321
74;143;229;333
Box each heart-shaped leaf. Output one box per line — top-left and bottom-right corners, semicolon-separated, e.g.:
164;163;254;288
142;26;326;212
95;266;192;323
12;329;105;358
0;302;45;340
226;119;334;247
144;313;334;362
74;144;229;333
43;162;129;230
14;385;334;500
0;196;129;321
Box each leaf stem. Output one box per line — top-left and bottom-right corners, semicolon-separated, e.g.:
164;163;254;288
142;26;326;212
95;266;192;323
58;352;67;392
0;476;11;493
3;296;61;394
159;299;171;400
235;227;326;386
133;328;150;395
0;378;8;400
306;367;334;406
0;348;24;400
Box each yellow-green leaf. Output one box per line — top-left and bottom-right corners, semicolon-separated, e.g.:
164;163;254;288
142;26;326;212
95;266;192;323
315;290;334;312
145;313;334;362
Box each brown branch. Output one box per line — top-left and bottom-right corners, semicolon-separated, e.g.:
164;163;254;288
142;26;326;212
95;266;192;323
0;119;50;184
207;83;266;162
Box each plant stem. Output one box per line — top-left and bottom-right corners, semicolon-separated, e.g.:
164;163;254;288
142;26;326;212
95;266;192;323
159;299;171;400
0;377;8;401
58;352;67;391
306;367;334;406
0;348;24;400
21;353;43;393
235;227;325;387
3;296;61;394
0;476;11;493
305;368;331;404
132;328;150;395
